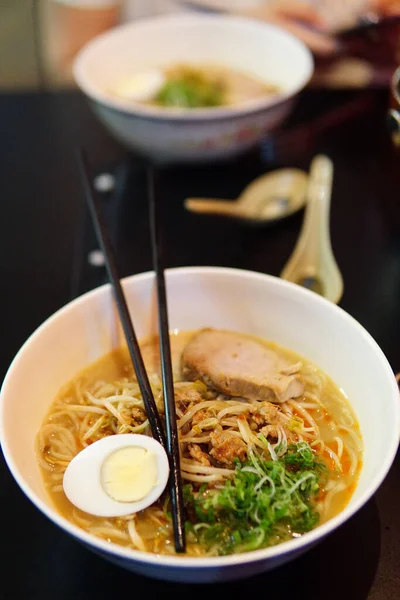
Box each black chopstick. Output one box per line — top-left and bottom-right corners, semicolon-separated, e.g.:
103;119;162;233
76;149;166;451
148;169;186;553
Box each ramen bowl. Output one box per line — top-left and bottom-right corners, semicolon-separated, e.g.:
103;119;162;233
1;267;399;582
73;14;313;164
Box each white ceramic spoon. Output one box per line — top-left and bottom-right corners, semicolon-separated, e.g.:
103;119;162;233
185;169;309;225
280;155;344;304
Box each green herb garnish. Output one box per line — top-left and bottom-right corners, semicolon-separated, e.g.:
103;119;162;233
156;67;225;108
282;441;326;471
184;442;327;555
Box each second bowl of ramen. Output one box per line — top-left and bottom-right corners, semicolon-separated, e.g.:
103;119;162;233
73;14;313;163
0;267;399;582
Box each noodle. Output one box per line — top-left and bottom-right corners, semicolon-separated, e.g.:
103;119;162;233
333;436;344;460
65;405;108;415
127;519;146;551
322;482;347;517
180;459;234;476
82;415;106;441
324;446;342;471
338;424;363;451
36;329;363;557
182;473;227;483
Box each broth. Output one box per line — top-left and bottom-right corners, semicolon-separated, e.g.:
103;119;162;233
154;64;279;108
37;330;362;557
114;64;280;109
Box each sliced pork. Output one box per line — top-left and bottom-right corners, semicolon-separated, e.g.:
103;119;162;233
181;329;304;403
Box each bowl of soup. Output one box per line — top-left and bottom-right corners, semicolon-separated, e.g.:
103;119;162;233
1;267;399;582
73;14;313;163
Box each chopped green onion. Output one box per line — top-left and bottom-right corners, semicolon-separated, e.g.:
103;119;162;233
183;442;326;555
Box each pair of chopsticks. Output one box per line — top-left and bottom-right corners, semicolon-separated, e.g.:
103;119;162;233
77;150;185;553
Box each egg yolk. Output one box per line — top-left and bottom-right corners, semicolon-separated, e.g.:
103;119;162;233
100;446;158;503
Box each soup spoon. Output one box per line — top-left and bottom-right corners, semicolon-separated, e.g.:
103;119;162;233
184;168;309;225
280;155;343;304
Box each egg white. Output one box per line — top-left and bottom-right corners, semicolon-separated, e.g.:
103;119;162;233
63;434;170;517
114;69;166;103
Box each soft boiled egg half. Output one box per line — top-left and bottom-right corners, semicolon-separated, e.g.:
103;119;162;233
63;434;170;517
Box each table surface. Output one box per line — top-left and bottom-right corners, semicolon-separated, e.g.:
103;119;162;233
0;88;399;599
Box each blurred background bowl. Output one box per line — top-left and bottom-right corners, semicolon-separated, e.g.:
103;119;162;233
73;13;313;164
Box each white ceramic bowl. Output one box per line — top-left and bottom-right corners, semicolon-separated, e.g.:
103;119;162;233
1;267;399;583
73;14;313;163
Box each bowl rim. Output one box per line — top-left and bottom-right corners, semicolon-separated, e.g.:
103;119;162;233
1;266;399;569
392;65;400;105
73;13;314;122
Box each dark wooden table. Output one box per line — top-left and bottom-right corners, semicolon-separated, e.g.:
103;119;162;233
0;89;399;599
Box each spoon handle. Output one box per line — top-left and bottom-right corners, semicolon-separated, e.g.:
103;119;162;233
300;155;333;265
282;156;332;274
185;198;239;217
281;154;343;304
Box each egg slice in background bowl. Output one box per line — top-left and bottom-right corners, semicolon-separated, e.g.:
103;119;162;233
0;266;399;582
113;69;166;103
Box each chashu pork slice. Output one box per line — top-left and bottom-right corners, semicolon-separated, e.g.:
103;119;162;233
181;329;304;403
